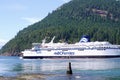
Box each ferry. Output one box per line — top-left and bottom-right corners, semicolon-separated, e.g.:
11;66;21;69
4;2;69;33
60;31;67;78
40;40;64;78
21;35;120;59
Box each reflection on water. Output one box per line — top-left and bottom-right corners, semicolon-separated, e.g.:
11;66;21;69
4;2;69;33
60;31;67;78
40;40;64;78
0;56;120;79
72;59;119;70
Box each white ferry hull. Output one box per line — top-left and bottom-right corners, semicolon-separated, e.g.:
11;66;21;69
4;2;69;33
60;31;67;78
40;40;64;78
22;49;120;59
21;36;120;59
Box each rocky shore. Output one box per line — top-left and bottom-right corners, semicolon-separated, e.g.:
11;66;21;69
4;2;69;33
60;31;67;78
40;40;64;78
0;52;21;56
0;73;54;80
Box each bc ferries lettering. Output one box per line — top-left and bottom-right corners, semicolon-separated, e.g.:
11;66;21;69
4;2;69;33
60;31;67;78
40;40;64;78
54;51;74;55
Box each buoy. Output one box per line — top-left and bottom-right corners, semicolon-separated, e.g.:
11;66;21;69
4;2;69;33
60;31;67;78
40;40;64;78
66;62;72;74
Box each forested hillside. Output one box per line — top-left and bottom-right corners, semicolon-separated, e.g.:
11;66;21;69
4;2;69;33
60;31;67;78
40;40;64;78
1;0;120;55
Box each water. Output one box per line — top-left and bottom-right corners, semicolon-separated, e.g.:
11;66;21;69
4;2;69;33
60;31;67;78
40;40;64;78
0;56;120;80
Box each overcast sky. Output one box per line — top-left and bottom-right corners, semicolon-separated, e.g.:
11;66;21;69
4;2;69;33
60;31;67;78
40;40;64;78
0;0;71;48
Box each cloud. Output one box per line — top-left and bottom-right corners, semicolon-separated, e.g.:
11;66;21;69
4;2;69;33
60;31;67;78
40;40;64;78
22;17;41;24
0;39;8;49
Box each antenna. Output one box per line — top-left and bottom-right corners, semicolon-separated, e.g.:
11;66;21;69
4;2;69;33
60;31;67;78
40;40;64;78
42;37;46;45
50;36;55;43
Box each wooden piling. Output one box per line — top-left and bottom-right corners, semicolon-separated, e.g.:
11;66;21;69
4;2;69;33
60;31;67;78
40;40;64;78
66;62;72;74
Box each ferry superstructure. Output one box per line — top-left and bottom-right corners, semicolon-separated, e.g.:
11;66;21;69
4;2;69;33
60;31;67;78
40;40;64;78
21;36;120;59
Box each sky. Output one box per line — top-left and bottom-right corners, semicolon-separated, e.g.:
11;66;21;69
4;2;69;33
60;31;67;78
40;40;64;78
0;0;71;48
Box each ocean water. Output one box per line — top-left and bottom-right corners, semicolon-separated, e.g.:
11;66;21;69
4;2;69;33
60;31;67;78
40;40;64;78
0;56;120;80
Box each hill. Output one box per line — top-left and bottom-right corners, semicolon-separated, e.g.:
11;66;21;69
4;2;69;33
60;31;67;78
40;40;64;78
1;0;120;55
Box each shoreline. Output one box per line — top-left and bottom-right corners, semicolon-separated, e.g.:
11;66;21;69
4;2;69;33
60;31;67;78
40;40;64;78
1;73;120;80
0;73;55;80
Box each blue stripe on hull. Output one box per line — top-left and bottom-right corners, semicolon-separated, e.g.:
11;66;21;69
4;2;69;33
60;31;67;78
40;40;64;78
22;55;120;59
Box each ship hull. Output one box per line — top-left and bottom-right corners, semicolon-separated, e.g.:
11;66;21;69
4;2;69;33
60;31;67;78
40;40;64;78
21;36;120;59
21;49;120;59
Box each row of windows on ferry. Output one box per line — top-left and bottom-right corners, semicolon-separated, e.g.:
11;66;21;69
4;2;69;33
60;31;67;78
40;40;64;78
32;46;120;51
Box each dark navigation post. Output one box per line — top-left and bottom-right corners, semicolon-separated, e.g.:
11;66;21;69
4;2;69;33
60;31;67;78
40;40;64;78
66;62;72;74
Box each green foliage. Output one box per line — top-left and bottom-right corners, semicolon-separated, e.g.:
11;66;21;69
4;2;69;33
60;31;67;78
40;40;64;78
1;0;120;55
